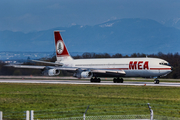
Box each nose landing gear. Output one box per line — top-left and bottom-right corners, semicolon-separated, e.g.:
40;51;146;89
154;78;159;84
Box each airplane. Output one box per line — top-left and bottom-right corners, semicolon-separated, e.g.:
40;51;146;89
7;31;173;84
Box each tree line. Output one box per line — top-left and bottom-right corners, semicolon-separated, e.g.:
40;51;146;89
0;52;180;78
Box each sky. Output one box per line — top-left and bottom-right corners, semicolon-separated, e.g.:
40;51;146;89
1;0;180;32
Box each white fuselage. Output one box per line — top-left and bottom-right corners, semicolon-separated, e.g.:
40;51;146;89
60;57;172;78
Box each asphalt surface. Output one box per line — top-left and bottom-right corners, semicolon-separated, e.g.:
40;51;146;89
0;76;179;87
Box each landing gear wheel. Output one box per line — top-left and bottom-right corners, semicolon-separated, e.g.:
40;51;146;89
90;77;101;83
113;78;123;83
97;78;101;83
90;78;94;82
120;78;124;83
113;78;117;83
154;79;160;84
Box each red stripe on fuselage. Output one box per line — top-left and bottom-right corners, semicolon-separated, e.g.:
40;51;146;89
106;68;171;70
150;68;171;70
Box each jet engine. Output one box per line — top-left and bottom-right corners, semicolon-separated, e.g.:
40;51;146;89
42;69;60;76
81;71;93;78
73;71;93;78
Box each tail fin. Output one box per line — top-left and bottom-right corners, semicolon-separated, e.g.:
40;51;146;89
54;31;73;61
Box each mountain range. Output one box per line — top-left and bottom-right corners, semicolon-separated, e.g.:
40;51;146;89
0;18;180;55
0;51;83;61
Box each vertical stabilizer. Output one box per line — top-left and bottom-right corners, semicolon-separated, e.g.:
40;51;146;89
54;31;73;61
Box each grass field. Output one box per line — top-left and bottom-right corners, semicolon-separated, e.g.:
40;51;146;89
0;82;180;119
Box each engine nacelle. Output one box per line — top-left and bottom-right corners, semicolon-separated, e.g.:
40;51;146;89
80;71;93;78
73;69;93;78
43;69;60;76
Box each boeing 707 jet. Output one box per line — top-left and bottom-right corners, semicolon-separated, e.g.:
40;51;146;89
8;31;172;84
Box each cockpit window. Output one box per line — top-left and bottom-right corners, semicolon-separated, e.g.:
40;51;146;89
159;62;171;66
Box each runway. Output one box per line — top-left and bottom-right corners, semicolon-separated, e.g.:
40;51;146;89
0;77;180;87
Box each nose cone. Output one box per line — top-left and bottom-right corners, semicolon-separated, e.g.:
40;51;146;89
171;66;173;71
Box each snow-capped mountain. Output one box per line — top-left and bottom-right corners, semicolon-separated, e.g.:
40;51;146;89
0;18;180;56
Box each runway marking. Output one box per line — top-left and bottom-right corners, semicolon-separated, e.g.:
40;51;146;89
0;79;180;87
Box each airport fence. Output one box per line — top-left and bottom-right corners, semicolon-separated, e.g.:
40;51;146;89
1;103;180;120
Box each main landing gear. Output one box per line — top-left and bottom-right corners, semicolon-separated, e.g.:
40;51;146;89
90;77;101;83
113;77;124;83
154;78;160;84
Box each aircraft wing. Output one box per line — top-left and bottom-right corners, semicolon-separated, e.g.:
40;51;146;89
6;64;46;69
6;64;126;75
30;60;63;66
91;69;126;75
54;67;126;75
6;64;78;71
